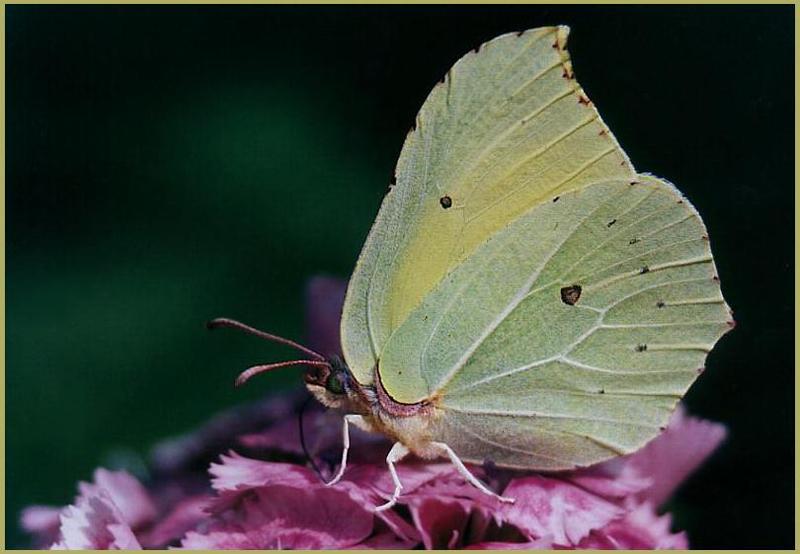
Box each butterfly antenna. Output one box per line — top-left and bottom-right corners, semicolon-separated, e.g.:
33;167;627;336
235;359;330;387
207;317;326;361
298;395;324;480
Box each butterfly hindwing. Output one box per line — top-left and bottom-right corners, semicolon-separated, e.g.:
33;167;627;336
378;177;731;469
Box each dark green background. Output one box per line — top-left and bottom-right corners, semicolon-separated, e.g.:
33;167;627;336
7;6;794;549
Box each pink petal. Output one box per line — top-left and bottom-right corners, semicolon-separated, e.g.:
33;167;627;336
54;489;141;550
406;474;502;505
180;526;314;550
404;474;534;548
408;497;472;549
500;475;624;546
20;506;62;548
21;505;61;533
349;460;511;547
333;479;421;545
80;469;157;529
45;469;154;550
179;484;374;549
626;405;727;507
578;500;688;549
345;460;465;501
566;457;652;500
346;530;418;549
465;537;554;550
208;450;317;492
207;451;420;545
310;462;421;544
138;494;212;548
305;276;347;358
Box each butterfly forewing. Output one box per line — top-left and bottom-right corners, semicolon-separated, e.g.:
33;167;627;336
341;26;635;383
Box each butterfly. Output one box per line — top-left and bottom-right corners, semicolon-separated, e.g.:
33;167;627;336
211;25;733;511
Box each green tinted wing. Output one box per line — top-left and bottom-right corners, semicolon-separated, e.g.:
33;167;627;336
340;26;634;383
378;177;732;469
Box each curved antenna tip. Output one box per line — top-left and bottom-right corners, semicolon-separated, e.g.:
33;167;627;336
204;317;326;361
207;318;229;330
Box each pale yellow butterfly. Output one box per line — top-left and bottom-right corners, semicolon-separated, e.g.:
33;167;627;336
212;25;733;511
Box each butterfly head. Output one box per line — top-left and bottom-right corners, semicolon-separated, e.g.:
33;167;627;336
208;317;363;411
303;355;362;411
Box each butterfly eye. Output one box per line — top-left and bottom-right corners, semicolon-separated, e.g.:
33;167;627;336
325;373;346;395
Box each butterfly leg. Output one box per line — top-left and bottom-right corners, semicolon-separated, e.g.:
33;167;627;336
431;441;515;504
325;414;369;486
374;442;410;512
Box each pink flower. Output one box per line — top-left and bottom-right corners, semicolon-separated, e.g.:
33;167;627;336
25;470;154;550
22;276;726;549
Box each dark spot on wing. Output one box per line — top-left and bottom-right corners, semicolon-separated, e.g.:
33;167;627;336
560;285;582;305
630;180;640;186
552;196;560;203
607;219;617;228
439;195;453;209
578;95;591;106
598;129;607;136
712;275;720;282
598;389;605;394
697;367;705;374
656;301;666;308
659;426;666;431
635;343;647;352
639;266;650;274
629;238;640;245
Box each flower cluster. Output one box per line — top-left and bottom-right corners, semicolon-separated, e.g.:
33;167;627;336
21;277;727;549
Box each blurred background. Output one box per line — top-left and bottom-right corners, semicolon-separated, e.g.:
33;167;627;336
6;5;793;549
